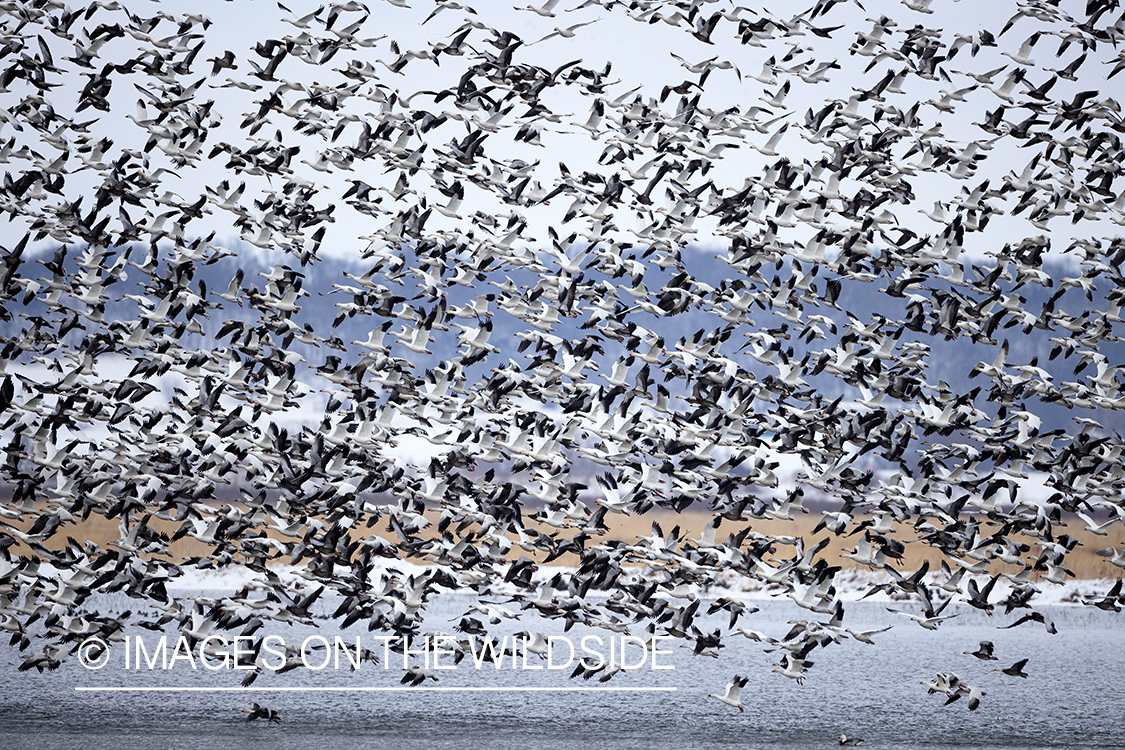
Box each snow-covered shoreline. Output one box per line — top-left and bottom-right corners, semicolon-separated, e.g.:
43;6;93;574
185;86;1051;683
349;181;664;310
159;561;1120;608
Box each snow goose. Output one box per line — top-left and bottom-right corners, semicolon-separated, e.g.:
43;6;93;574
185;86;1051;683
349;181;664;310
964;641;998;660
997;659;1029;678
243;703;281;723
709;674;748;711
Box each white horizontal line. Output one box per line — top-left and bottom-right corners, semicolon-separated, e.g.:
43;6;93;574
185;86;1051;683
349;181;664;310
75;686;676;693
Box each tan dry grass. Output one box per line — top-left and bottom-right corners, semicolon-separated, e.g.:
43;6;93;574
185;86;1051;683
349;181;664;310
11;506;1124;581
10;512;218;560
592;510;1125;582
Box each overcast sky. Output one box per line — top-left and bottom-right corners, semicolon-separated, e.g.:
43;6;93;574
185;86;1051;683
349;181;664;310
13;0;1123;269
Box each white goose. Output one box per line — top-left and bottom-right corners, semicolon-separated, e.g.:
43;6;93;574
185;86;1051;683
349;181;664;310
709;674;749;712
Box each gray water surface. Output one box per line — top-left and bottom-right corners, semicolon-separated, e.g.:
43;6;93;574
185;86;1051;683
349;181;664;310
2;595;1121;750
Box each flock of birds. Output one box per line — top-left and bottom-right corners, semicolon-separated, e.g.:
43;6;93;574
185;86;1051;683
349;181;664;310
1;0;1125;723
